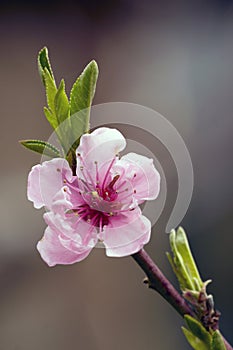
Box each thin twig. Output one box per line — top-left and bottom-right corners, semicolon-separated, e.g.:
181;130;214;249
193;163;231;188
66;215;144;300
132;249;232;350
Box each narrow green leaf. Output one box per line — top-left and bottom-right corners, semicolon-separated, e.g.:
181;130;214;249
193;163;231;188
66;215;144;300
184;315;212;346
20;140;61;158
182;327;210;350
38;48;59;132
43;107;57;130
70;60;98;137
38;47;54;85
55;79;70;125
44;68;57;115
176;227;203;290
166;252;176;272
169;229;195;290
42;67;59;131
211;331;226;350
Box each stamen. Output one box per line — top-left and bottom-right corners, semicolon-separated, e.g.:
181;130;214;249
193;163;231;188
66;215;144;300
99;216;103;232
79;178;92;191
116;180;127;191
101;157;117;192
72;212;88;227
66;181;84;194
112;208;134;214
117;188;129;194
107;174;120;189
91;191;99;198
95;161;100;188
83;214;99;245
90;213;99;227
78;153;96;188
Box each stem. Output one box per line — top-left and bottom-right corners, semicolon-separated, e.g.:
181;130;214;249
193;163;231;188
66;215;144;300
132;249;232;350
132;249;194;317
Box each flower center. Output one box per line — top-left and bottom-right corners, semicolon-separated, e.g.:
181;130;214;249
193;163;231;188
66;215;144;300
66;153;136;231
66;204;110;230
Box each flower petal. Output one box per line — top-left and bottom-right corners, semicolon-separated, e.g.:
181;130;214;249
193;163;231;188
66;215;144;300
76;127;126;175
44;211;98;247
37;227;92;266
27;158;73;210
115;152;160;202
27;164;44;209
103;211;151;257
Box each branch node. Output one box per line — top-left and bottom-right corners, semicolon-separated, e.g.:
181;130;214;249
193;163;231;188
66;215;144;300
143;277;149;285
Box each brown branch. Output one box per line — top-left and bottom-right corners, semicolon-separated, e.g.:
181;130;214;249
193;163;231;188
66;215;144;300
132;249;232;350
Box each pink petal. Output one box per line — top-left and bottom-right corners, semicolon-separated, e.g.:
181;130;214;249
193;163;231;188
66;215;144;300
115;152;160;202
44;212;74;235
76;127;126;175
27;158;73;210
37;227;92;266
50;186;72;212
44;211;98;246
27;164;44;209
103;211;151;257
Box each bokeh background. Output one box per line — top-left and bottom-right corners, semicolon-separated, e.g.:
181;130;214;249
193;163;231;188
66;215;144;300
0;0;233;349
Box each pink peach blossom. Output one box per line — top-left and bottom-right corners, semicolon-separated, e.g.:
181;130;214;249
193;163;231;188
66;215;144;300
27;127;160;266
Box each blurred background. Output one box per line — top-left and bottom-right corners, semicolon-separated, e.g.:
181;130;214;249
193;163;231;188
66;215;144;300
0;0;233;349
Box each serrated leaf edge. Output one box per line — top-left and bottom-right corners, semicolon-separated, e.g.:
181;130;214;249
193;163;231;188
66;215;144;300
19;139;61;157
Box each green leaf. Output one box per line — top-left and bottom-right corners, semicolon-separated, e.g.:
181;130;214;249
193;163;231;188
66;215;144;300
176;227;203;290
38;47;54;85
70;60;98;137
211;331;226;350
168;228;204;293
37;48;98;158
38;48;58;131
20;140;61;158
43;68;57;116
44;106;58;130
55;79;70;125
182;327;210;350
169;229;195;291
53;80;72;154
184;315;212;346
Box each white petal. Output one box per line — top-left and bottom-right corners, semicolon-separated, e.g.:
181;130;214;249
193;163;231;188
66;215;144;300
76;127;126;176
29;158;72;210
115;152;160;202
37;227;92;267
103;211;151;257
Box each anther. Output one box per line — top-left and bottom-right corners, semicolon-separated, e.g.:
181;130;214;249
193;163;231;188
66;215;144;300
92;191;99;198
